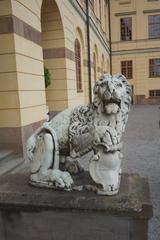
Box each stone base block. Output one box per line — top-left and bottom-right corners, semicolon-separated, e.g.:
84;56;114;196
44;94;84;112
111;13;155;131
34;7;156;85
0;173;153;240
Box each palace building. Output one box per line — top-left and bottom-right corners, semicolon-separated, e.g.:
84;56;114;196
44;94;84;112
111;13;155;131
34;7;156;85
111;0;160;104
0;0;160;154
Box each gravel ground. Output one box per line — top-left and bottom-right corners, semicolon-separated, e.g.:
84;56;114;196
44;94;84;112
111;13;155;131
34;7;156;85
122;105;160;240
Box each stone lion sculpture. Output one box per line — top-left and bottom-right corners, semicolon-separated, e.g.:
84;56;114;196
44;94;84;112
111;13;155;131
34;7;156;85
26;74;132;195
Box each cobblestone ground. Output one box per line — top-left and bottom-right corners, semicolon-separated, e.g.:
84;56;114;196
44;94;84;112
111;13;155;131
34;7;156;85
122;105;160;240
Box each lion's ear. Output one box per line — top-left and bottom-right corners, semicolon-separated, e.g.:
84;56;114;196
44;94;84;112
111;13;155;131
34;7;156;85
120;75;130;87
116;74;126;82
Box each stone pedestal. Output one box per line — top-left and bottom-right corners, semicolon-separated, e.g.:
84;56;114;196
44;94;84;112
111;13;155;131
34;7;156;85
0;173;153;240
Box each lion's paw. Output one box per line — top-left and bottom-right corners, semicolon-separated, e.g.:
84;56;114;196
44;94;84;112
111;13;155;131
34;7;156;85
64;158;84;175
50;169;74;190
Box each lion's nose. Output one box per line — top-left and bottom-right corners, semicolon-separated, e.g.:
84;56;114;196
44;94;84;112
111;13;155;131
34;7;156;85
108;83;115;94
113;90;120;99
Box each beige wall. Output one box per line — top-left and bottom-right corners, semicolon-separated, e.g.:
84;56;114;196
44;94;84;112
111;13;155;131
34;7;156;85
112;51;160;97
0;0;110;152
0;0;46;128
1;0;159;154
51;0;110;107
111;0;160;102
0;0;20;128
41;0;68;111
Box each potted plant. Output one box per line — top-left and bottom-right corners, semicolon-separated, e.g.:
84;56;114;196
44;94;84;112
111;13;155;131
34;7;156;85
44;66;51;88
44;67;51;121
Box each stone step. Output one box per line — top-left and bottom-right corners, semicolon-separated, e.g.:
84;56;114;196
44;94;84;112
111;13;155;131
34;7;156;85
0;150;24;176
0;149;14;161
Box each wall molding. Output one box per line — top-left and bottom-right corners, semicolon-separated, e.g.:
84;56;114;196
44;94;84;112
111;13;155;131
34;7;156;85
0;119;45;154
112;47;160;55
43;48;98;69
0;15;41;46
147;0;159;2
143;9;160;14
112;38;160;44
68;0;110;54
115;11;136;16
119;1;131;5
0;6;111;55
43;47;75;61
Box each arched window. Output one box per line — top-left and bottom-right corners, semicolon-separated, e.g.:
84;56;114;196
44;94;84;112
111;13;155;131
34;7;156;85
75;38;82;92
101;54;105;74
93;52;97;82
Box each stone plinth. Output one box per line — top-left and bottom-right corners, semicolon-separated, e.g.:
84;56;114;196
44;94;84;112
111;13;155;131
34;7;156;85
0;173;153;240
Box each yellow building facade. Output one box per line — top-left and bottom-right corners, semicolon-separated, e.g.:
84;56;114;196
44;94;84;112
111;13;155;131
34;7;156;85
0;0;110;153
110;0;160;104
0;0;160;155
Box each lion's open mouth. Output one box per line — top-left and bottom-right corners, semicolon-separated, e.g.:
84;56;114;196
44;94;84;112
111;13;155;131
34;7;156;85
103;98;121;108
103;99;121;114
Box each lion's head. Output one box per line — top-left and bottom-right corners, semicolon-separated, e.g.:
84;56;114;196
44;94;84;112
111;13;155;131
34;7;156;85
93;73;132;115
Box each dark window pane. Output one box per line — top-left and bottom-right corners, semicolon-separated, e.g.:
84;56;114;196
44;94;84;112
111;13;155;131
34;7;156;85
148;15;160;38
75;39;82;92
149;90;154;97
120;17;132;41
149;90;160;97
121;60;133;79
149;58;160;77
156;90;160;96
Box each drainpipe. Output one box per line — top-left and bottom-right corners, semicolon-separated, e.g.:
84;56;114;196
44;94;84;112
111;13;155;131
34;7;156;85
86;0;92;103
108;0;112;74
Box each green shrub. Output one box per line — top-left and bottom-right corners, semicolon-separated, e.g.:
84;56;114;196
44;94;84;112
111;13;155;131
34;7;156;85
44;67;51;88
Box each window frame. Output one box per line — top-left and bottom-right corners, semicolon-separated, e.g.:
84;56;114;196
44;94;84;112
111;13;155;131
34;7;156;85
149;58;160;78
75;38;83;92
121;60;133;79
149;89;160;98
148;14;160;39
120;17;132;41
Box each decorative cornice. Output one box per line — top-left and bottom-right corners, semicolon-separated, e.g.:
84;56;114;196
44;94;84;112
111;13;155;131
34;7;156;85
112;38;160;44
69;0;87;22
115;11;136;16
112;47;160;55
147;0;159;2
143;9;160;14
0;4;110;54
0;15;41;46
119;1;131;5
43;48;97;68
43;47;75;61
89;17;110;53
68;0;110;54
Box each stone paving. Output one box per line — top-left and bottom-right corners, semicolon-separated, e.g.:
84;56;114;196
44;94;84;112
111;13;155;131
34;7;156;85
122;105;160;240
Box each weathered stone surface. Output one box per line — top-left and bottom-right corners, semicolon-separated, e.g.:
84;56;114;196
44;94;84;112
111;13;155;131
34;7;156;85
0;172;152;240
0;211;130;240
0;173;152;219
